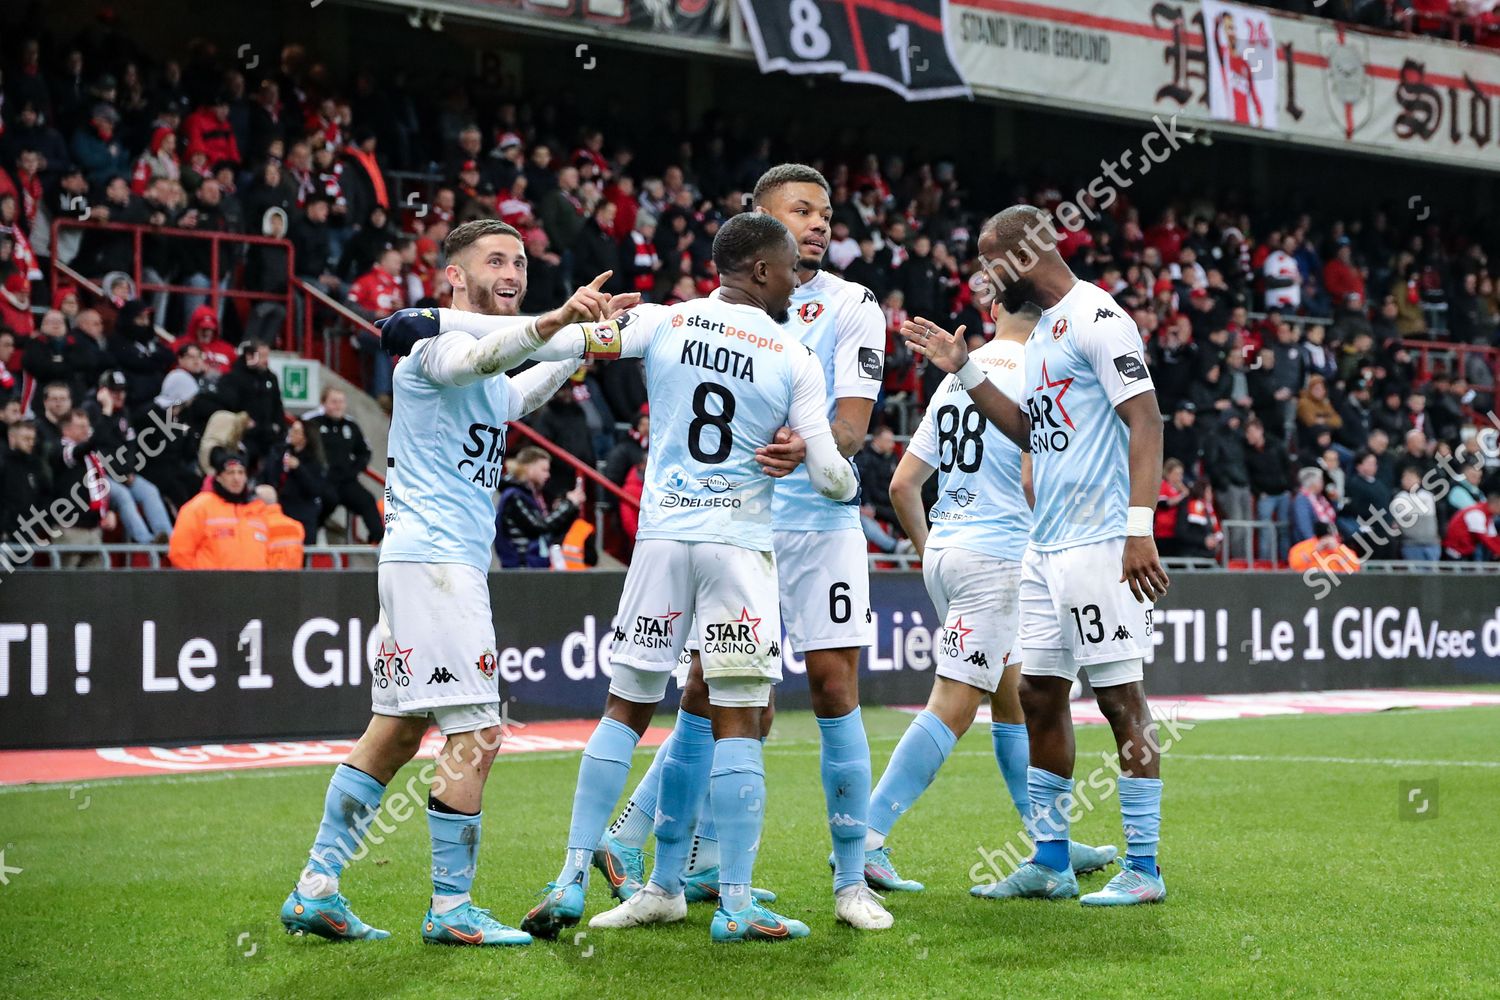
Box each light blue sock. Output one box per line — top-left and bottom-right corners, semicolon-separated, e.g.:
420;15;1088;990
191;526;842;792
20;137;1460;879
1119;776;1163;874
559;717;639;888
306;764;385;880
710;737;764;914
648;710;714;894
868;710;956;841
427;804;481;900
605;728;673;850
991;722;1031;833
818;707;872;892
1028;766;1073;872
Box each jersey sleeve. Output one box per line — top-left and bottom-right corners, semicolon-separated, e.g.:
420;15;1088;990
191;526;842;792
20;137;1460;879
831;284;886;401
906;391;941;468
787;346;837;443
508;360;582;420
1077;306;1155;408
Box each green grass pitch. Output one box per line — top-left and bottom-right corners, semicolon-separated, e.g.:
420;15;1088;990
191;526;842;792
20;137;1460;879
2;703;1497;999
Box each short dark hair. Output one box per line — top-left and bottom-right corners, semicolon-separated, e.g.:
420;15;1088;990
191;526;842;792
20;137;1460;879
752;163;828;206
175;342;200;360
43;380;71;398
443;219;523;262
712;213;792;276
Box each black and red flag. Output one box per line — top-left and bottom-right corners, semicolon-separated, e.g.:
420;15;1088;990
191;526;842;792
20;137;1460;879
737;0;971;101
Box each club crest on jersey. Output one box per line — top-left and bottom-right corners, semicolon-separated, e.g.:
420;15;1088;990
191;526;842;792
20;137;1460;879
1051;318;1068;340
671;314;685;327
946;487;978;507
797;301;825;324
699;473;739;494
475;649;497;679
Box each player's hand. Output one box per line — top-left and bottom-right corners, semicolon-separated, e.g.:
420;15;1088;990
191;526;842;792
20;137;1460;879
755;426;805;478
901;317;969;374
537;271;619;335
1121;535;1170;603
566;478;587;506
605;292;641;320
377;307;441;356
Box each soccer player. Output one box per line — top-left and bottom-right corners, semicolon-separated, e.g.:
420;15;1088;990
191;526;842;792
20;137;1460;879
279;219;636;945
595;164;893;931
861;292;1116;893
903;205;1171;906
505;213;856;942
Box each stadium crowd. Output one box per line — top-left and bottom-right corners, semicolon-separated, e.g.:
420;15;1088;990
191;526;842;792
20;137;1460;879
1256;0;1500;45
0;18;1498;568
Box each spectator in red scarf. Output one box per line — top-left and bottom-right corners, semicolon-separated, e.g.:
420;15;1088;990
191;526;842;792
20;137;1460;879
130;127;179;195
50;407;117;566
1291;467;1338;543
171;306;236;376
0;149;44;227
1173;479;1223;559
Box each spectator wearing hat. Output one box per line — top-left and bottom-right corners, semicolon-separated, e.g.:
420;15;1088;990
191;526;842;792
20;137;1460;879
171;306;236;377
168;447;270;570
85;369;173;544
1164;398;1200;473
50;407;116;567
109;299;174;416
136;368;203;508
306;388;382;543
183;94;242;169
70;103;130;187
129;126;179;195
1203;408;1252;557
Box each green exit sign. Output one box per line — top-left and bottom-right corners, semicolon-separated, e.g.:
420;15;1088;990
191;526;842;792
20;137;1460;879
269;353;322;412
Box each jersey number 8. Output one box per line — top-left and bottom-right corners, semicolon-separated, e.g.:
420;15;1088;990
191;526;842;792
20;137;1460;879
689;383;737;463
936;404;986;473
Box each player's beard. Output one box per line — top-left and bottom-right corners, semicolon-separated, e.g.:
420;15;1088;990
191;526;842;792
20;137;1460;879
771;307;791;324
458;268;523;316
797;256;823;274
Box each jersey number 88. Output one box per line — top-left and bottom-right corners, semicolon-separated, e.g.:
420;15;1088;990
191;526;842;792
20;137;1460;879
936;404;985;473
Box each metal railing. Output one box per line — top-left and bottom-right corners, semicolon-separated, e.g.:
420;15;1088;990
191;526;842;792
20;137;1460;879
51;218;297;349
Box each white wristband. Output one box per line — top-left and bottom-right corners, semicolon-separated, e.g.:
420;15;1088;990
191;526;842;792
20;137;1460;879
955;359;986;391
1126;506;1154;537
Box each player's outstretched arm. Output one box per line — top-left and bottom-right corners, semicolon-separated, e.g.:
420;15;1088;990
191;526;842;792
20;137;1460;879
902;317;1030;449
533;270;641;337
889;451;935;557
508;360;583;419
1117;391;1170;603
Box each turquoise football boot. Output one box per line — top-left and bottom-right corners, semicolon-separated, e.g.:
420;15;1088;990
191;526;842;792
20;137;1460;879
520;873;586;940
710;900;811;943
280;889;390;941
970;860;1078;900
422;901;531;945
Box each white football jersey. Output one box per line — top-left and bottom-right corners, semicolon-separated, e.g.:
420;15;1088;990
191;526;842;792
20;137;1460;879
1023;280;1155;552
770;269;885;531
908;337;1030;562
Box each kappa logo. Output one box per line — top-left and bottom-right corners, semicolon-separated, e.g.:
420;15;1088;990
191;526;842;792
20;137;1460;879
858;347;882;380
946;487;978;508
613;627;627;642
1052;318;1068;340
797;301;825;324
966;650;989;669
768;641;781;658
1113;625;1133;641
860;288;876;304
428;666;459;684
1094;308;1120;322
475;650;497;679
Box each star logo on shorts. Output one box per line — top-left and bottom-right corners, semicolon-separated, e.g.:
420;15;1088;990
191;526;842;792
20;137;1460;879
376;641;413;680
943;616;974;653
731;607;762;644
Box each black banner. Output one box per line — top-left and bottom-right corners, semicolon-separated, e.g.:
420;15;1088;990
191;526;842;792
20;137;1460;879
2;571;1499;750
737;0;971;101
